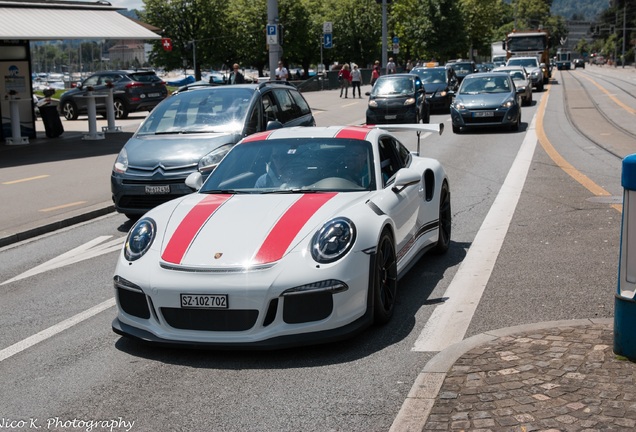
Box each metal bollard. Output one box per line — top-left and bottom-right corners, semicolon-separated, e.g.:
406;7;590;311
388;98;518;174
614;154;636;360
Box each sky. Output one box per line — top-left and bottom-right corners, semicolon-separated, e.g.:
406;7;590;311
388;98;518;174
108;0;145;10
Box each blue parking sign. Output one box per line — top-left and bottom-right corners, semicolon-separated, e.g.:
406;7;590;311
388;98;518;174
267;25;278;44
324;33;332;49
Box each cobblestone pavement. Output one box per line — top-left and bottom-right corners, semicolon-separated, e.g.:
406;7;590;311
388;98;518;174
422;321;636;431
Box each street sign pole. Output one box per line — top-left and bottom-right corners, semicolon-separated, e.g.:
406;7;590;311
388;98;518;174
267;0;280;81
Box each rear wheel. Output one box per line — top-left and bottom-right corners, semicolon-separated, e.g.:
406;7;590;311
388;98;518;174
113;99;129;119
372;231;397;324
432;181;451;254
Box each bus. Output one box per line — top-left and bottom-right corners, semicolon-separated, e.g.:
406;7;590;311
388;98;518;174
556;50;571;70
504;30;550;83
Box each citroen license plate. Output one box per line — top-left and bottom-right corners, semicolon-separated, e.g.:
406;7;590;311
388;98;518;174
145;185;170;194
474;111;494;117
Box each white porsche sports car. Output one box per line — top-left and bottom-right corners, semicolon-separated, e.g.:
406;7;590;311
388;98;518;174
112;124;451;349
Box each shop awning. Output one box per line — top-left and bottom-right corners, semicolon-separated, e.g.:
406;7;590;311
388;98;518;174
0;1;161;40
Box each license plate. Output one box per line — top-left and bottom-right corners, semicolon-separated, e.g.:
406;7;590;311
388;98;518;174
145;185;170;194
474;111;494;117
385;115;397;120
148;92;161;98
180;294;228;309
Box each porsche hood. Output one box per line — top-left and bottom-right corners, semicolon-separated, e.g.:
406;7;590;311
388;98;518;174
157;192;354;269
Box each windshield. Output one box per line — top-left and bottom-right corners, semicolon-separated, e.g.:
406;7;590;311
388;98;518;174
371;77;416;97
412;68;446;84
451;63;473;74
507;58;538;68
509;70;526;81
507;36;547;51
201;138;375;193
459;76;512;94
136;87;254;136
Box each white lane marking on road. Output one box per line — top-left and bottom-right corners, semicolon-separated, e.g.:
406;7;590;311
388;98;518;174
0;298;115;363
1;236;124;285
412;114;539;352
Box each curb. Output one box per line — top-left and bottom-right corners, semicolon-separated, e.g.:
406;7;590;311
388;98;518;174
389;318;614;432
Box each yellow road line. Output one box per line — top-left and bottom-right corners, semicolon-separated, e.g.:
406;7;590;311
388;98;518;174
577;72;636;115
536;84;622;213
39;201;87;212
2;175;50;185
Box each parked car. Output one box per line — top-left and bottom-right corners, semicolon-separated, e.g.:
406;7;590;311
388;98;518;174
492;66;533;106
573;58;585;69
365;73;430;124
446;61;477;85
505;57;545;91
450;72;522;133
111;82;315;218
111;123;450;349
411;66;457;112
58;70;168;120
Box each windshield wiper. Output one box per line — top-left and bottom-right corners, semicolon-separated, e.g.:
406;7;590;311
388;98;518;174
261;188;318;194
201;189;246;194
153;130;218;135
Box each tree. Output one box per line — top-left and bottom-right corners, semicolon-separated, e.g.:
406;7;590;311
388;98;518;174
459;0;507;61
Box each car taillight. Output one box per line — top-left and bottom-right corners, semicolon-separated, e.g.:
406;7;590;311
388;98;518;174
125;82;145;89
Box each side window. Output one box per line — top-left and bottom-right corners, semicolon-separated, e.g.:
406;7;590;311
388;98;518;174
395;140;412;167
272;89;294;124
245;103;260;135
289;90;311;116
82;75;99;87
98;74;118;85
262;93;278;126
378;137;402;187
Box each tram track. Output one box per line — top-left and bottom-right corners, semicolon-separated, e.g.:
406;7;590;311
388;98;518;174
560;68;636;160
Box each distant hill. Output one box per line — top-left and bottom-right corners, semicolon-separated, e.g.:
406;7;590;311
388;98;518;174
504;0;609;22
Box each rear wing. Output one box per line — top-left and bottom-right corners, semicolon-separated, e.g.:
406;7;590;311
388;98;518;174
367;123;444;155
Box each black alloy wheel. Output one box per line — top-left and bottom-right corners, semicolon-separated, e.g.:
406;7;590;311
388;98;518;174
372;231;398;324
432;181;451;254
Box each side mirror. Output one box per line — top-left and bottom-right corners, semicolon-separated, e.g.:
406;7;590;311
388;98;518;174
392;168;421;193
185;172;204;190
266;120;283;131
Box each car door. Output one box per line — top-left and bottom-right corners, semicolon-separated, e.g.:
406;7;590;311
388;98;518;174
75;74;100;111
373;135;423;259
95;73;120;111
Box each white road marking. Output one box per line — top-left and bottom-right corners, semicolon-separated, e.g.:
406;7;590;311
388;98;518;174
0;298;115;363
1;236;124;285
412;113;539;352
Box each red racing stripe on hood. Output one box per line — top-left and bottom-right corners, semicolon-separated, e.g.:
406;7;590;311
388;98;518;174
161;194;232;264
253;193;337;264
335;127;370;140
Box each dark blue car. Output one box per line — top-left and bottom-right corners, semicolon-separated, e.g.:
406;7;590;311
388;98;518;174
365;73;430;125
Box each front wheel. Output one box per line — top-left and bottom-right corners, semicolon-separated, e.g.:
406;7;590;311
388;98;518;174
61;101;78;120
372;231;397;324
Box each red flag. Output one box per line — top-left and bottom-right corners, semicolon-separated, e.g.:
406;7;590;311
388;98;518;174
161;38;172;52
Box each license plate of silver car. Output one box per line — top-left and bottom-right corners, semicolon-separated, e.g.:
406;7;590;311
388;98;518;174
474;111;494;117
145;185;170;194
180;294;228;309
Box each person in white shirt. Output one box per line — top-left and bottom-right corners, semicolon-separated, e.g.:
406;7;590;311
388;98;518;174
275;61;289;81
350;64;363;98
387;57;397;74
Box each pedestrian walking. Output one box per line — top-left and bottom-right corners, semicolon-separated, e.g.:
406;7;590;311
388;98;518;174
275;61;289;81
338;64;352;98
387;57;397;74
371;60;381;86
228;63;245;84
351;64;362;98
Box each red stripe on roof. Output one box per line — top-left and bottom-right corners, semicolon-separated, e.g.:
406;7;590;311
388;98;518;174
161;194;232;264
253;193;337;264
335;127;370;140
242;131;275;143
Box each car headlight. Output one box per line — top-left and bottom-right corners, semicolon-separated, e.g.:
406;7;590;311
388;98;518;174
501;98;515;109
439;91;447;97
311;217;356;264
403;97;416;106
124;217;156;261
531;71;540;78
368;100;378;108
113;148;128;173
198;144;233;174
453;101;465;109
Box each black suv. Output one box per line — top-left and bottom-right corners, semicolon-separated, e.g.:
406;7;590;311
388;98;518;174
111;82;316;218
58;70;167;120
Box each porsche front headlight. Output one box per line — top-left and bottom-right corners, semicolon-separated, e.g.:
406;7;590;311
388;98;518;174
199;144;233;174
125;218;156;261
311;218;356;264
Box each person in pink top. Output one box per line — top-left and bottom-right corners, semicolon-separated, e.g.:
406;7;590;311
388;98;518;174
338;64;352;98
